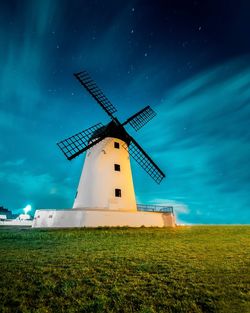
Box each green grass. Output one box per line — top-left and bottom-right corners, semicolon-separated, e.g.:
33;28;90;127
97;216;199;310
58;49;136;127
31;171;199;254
0;226;249;313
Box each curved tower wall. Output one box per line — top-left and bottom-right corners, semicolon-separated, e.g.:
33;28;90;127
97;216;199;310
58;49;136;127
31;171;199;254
73;137;137;211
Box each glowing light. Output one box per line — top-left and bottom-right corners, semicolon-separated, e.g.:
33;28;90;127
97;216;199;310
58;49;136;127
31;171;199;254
23;204;32;215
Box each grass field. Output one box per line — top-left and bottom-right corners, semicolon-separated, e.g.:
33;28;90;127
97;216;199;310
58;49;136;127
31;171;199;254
0;226;249;313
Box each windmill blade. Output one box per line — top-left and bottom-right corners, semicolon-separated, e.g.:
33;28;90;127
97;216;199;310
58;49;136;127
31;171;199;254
123;137;165;184
74;71;117;119
122;105;156;131
57;123;105;160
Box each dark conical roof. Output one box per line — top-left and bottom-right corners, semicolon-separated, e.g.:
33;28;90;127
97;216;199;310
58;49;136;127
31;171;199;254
90;120;130;145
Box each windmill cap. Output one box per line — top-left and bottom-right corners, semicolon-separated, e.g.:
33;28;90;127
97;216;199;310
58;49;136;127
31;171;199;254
90;120;131;145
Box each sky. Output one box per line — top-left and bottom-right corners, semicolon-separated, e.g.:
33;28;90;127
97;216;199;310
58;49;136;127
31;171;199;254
0;0;249;224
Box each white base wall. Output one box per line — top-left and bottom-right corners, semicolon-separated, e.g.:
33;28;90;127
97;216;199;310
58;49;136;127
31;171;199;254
32;208;176;228
0;220;33;227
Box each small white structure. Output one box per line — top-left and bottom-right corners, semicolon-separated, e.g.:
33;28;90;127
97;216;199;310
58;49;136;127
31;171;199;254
0;213;33;227
1;219;33;227
18;214;32;220
32;70;176;228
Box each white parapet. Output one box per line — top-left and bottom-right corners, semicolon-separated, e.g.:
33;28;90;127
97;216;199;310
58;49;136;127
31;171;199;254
32;208;176;228
0;219;33;227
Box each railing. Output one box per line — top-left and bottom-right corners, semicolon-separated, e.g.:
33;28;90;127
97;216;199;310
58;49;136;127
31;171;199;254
137;204;174;214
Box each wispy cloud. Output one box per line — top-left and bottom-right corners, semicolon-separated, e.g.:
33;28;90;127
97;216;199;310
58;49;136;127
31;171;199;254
0;167;70;197
0;159;74;210
0;0;61;115
134;56;250;224
149;198;189;224
3;159;25;167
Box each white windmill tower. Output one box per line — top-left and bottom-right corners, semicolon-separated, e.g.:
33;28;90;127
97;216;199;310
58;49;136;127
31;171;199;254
32;70;175;228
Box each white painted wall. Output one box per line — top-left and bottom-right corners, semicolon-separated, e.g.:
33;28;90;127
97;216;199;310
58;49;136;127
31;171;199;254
0;220;33;226
32;209;176;228
73;137;137;211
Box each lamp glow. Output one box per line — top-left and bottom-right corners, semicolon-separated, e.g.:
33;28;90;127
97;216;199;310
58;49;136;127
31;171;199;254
23;204;32;215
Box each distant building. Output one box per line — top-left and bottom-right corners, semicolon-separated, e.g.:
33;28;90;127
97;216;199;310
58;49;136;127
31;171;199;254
0;206;13;219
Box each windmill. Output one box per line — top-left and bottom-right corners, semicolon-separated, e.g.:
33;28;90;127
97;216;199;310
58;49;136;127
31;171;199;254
32;70;175;228
57;70;165;212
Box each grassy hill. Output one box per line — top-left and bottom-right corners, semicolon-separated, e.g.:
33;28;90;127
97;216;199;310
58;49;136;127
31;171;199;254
0;226;249;312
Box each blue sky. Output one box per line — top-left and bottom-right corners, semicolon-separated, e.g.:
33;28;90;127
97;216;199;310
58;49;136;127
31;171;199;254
0;0;249;224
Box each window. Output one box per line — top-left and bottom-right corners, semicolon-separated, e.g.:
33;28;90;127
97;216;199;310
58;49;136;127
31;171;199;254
114;142;120;149
114;164;120;171
115;188;121;197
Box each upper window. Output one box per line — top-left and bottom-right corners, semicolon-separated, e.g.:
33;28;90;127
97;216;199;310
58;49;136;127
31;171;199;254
114;142;120;149
114;164;120;171
115;188;122;197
